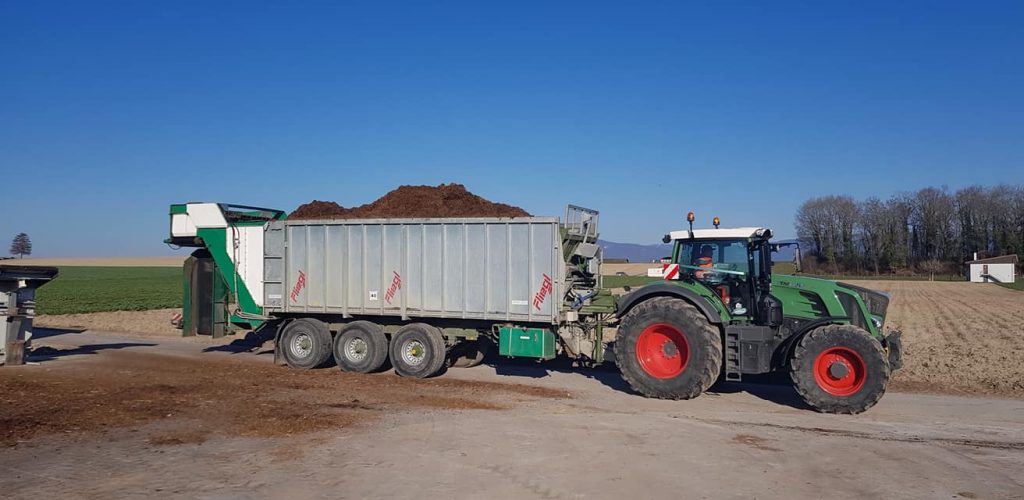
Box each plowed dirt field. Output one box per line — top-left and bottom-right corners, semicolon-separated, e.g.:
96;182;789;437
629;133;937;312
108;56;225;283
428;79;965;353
852;280;1024;397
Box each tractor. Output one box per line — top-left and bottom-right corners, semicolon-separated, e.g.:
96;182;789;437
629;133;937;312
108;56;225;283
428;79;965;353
613;213;903;414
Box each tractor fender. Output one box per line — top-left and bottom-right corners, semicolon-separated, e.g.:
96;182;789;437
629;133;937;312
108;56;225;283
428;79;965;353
774;316;851;369
615;282;723;324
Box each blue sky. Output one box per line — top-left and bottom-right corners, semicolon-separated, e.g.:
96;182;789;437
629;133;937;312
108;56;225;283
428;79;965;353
3;1;1022;257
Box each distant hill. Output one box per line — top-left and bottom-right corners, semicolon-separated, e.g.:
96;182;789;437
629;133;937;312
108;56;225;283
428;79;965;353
599;238;801;263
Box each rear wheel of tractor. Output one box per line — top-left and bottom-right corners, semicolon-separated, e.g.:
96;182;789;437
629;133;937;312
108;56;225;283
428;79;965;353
390;323;448;378
449;337;492;368
614;297;722;399
279;318;333;370
790;324;890;414
333;321;389;373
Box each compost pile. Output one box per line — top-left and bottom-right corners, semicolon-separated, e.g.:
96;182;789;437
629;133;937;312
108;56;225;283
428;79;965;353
289;183;531;220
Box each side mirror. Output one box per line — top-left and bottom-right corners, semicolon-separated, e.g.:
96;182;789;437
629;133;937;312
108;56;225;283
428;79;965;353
662;234;671;244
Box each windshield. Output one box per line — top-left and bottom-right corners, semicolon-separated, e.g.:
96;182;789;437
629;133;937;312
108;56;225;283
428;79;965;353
674;239;750;281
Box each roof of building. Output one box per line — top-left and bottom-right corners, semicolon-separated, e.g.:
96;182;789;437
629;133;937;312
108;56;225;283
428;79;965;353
667;227;773;240
966;254;1019;265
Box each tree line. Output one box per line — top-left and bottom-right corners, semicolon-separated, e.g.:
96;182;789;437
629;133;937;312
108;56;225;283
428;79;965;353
795;185;1024;275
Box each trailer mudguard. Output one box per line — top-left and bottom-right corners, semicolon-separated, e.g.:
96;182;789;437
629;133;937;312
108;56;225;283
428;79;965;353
615;282;723;324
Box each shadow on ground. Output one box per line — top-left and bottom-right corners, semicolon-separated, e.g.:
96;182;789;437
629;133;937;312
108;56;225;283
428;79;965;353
490;354;811;411
29;342;158;362
30;327;86;340
491;355;634;393
707;373;813;411
201;329;276;355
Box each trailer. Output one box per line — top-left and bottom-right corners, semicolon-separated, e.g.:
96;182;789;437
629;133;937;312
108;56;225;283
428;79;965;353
167;203;615;376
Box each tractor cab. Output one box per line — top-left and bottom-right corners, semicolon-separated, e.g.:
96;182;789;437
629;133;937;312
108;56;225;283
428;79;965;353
662;217;782;327
668;227;772;317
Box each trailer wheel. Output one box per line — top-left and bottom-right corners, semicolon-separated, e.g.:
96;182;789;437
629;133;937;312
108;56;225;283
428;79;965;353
390;323;447;378
790;324;890;414
449;337;492;368
615;296;722;399
333;321;389;373
279;318;333;370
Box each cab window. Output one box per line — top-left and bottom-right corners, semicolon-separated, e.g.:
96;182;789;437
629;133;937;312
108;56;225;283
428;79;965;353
676;239;750;277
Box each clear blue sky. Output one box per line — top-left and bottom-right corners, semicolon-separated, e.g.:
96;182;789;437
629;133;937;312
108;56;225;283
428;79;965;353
3;1;1022;257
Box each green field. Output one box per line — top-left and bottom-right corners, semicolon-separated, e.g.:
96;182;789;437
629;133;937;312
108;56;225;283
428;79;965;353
35;266;182;315
998;280;1024;291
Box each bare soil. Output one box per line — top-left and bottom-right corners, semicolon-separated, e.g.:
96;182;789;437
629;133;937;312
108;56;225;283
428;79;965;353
36;308;183;337
852;280;1024;397
602;262;660;276
289;183;530;219
0;349;567;448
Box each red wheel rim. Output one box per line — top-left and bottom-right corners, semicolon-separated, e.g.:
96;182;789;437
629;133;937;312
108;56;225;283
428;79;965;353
813;347;867;396
636;323;689;379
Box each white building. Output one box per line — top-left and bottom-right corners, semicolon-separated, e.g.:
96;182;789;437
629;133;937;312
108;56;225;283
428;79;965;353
967;254;1018;284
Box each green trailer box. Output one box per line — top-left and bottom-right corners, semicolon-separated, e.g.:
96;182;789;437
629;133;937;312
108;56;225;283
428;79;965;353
498;327;557;360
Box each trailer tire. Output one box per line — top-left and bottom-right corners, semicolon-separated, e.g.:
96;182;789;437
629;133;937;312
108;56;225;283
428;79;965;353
390;323;447;378
449;337;492;368
334;321;389;373
615;296;721;399
279;318;333;370
790;324;890;414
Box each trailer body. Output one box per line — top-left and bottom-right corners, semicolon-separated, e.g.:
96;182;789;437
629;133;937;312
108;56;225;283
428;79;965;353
167;202;611;364
263;217;564;325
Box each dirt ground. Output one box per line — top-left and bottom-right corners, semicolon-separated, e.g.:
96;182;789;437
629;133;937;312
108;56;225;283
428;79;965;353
602;262;659;275
1;330;1022;499
852;280;1024;397
36;308;183;337
0;347;564;449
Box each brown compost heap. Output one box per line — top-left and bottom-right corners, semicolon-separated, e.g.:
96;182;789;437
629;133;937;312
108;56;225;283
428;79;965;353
289;183;531;219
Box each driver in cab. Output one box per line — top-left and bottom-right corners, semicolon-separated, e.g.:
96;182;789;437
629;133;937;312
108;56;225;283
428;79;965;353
693;244;732;308
694;245;715;279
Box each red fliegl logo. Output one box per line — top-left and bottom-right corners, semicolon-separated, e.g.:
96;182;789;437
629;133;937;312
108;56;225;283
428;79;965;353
290;270;307;302
384;271;402;304
533;273;553;310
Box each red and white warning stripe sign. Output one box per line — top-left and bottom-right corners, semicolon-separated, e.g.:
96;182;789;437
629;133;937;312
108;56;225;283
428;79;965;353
662;263;680;280
170;312;183;328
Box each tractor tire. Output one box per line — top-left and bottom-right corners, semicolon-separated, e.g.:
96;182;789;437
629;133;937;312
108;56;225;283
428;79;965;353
390;323;448;378
448;337;492;368
333;321;389;373
790;324;890;414
279;318;333;370
615;296;722;399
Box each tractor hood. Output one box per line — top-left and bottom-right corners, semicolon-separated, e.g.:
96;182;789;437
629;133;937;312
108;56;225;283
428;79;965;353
837;282;891;323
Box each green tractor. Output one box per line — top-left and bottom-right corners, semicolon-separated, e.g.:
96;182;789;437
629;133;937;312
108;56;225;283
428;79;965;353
613;213;903;414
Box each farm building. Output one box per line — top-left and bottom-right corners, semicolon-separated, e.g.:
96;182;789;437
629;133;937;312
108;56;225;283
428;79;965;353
966;254;1018;283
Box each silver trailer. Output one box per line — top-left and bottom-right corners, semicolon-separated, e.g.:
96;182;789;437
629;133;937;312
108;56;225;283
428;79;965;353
263;217;567;325
168;203;609;378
